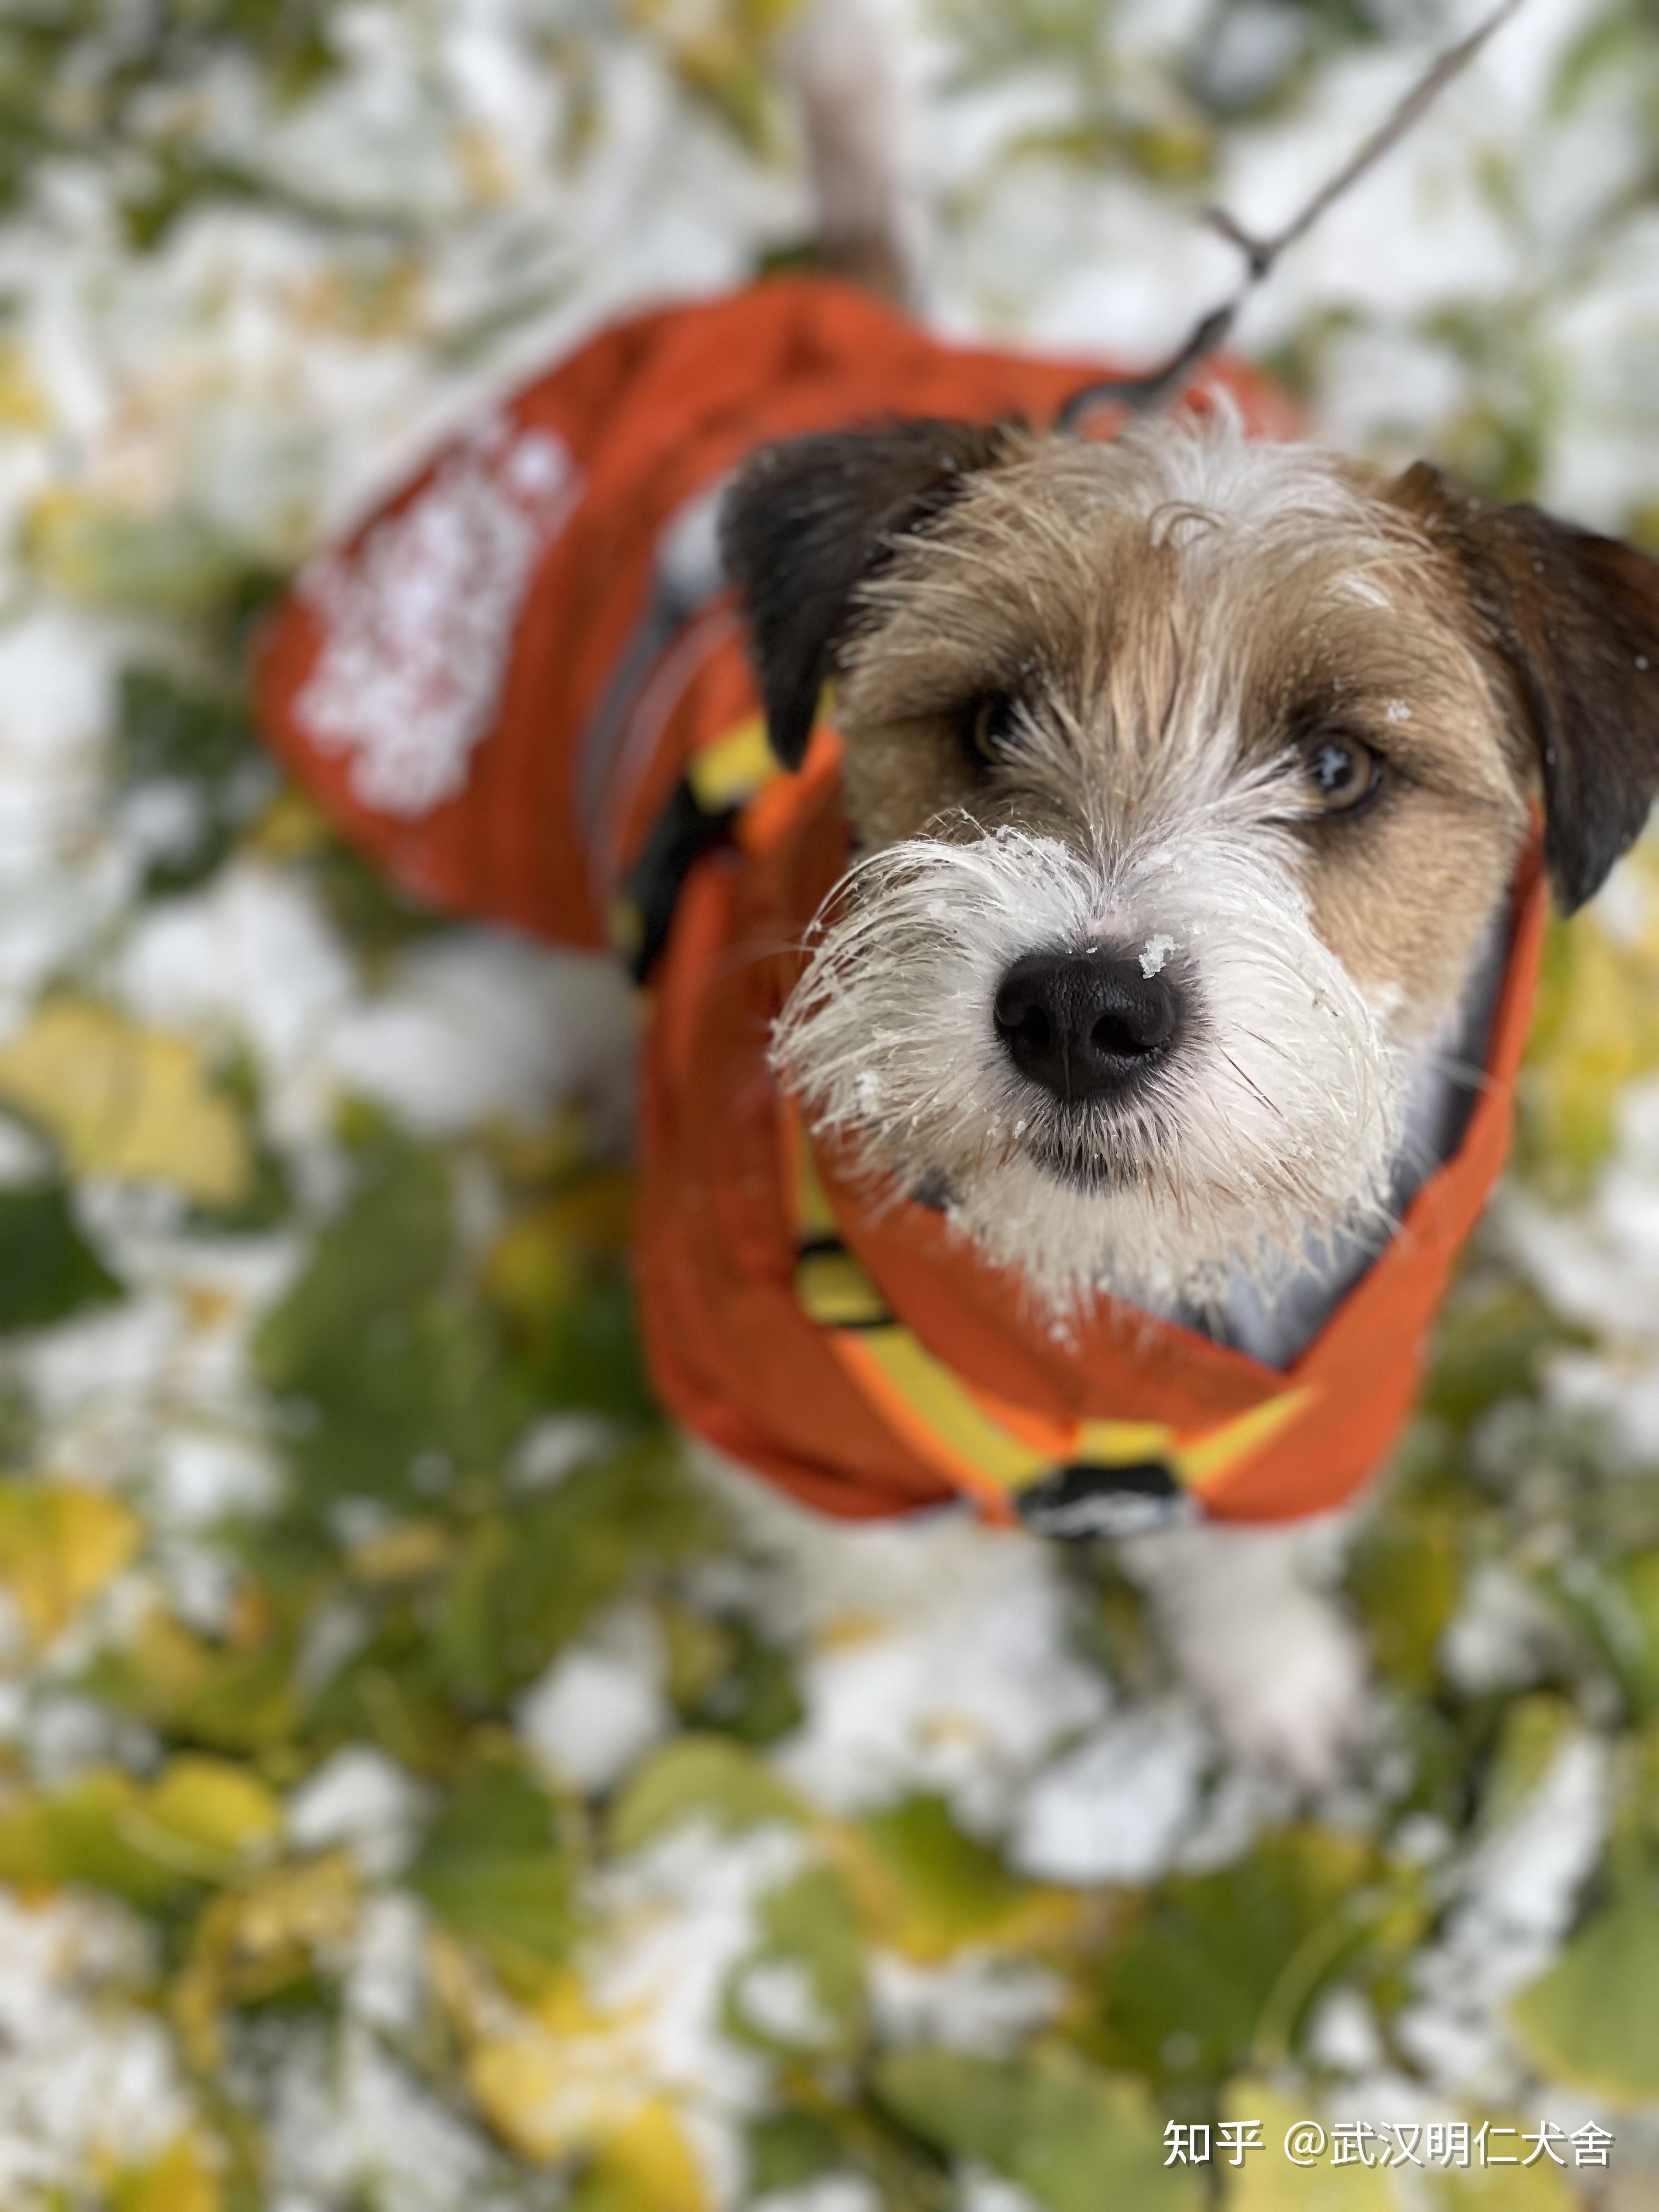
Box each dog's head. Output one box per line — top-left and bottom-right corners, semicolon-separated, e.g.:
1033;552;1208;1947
721;410;1659;1313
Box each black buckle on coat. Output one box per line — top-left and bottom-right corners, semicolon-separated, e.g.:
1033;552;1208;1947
1014;1459;1190;1540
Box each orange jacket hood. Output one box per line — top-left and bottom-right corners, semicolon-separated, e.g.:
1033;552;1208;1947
255;277;1545;1534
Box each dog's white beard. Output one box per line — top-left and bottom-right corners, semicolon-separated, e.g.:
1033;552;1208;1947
771;821;1408;1318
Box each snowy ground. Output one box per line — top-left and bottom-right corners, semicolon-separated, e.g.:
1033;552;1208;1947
1;1;1659;2207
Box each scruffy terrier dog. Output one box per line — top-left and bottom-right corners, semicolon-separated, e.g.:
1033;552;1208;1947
718;407;1659;1776
261;3;1659;1783
741;425;1543;1318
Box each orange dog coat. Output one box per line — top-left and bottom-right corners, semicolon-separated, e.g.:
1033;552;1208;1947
256;277;1546;1535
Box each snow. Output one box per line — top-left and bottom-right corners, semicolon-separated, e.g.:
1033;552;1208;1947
285;1746;428;1880
867;1949;1062;2057
119;862;357;1144
771;1526;1110;1830
732;1956;840;2050
326;930;635;1140
580;1821;811;2194
516;1604;672;1796
257;2024;516;2212
0;1891;190;2203
0;0;1655;2201
753;2181;882;2212
1009;1702;1207;1886
1396;1733;1610;2103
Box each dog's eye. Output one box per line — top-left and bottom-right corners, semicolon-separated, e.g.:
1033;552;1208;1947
966;695;1019;768
1303;732;1381;814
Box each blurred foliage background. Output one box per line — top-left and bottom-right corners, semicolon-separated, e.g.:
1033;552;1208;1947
2;1;1659;2208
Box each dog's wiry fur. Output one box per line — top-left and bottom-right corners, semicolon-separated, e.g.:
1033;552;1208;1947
726;409;1659;1336
746;414;1530;1319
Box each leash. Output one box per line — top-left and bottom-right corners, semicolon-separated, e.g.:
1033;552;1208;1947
1056;0;1526;436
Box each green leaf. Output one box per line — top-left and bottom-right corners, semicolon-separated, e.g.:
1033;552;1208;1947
306;1625;470;1779
408;1750;579;1992
306;838;442;961
1421;1276;1567;1434
1090;1826;1424;2091
874;2043;1203;2212
1510;1893;1659;2105
254;1130;451;1387
746;2113;845;2197
608;1733;803;1856
120;145;268;252
483;1180;655;1420
853;1793;1074;1959
81;1609;299;1754
1612;1549;1659;1717
1348;1502;1462;1693
290;1295;531;1505
0;1181;121;1331
24;493;247;617
118;667;262;788
0;1769;198;1911
727;1865;866;2059
255;1130;532;1504
1476;1696;1579;1838
685;1610;809;1743
524;1268;656;1421
115;665;277;898
431;1435;715;1708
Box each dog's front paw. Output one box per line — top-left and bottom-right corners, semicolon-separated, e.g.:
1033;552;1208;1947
1181;1591;1369;1790
1122;1521;1369;1792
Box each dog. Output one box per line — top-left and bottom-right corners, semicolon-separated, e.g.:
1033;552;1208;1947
256;4;1659;1782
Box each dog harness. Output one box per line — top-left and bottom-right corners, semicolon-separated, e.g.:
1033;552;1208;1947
256;278;1547;1536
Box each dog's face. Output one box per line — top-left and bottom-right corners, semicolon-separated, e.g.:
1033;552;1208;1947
722;412;1659;1313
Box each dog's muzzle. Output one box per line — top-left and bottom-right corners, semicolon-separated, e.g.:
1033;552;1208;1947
994;946;1182;1104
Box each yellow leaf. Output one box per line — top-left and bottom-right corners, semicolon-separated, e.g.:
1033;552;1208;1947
0;340;46;432
469;2023;711;2207
454;123;514;207
247;785;334;859
20;487;241;614
1221;2086;1406;2211
117;1604;218;1704
439;1944;646;2167
0;1000;250;1205
0;1480;139;1647
482;1104;595;1190
458;1962;628;2160
173;1853;360;2067
1521;877;1659;1193
1429;2137;1581;2210
346;1516;451;1583
143;1756;281;1863
657;1600;734;1709
111;2130;221;2212
577;2102;710;2212
485;1172;636;1323
830;1798;1083;1965
469;2033;597;2163
0;1762;274;1903
433;1931;709;2194
293;254;426;338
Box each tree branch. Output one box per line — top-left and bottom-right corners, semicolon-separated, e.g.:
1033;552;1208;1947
1057;0;1527;429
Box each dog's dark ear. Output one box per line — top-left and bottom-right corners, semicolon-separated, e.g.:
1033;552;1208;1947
1391;460;1659;912
719;418;1013;769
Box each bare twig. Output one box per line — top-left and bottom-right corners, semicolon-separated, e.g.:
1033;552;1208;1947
1057;0;1527;429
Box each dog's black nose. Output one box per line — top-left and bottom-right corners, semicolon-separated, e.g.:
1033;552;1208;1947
994;948;1181;1102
